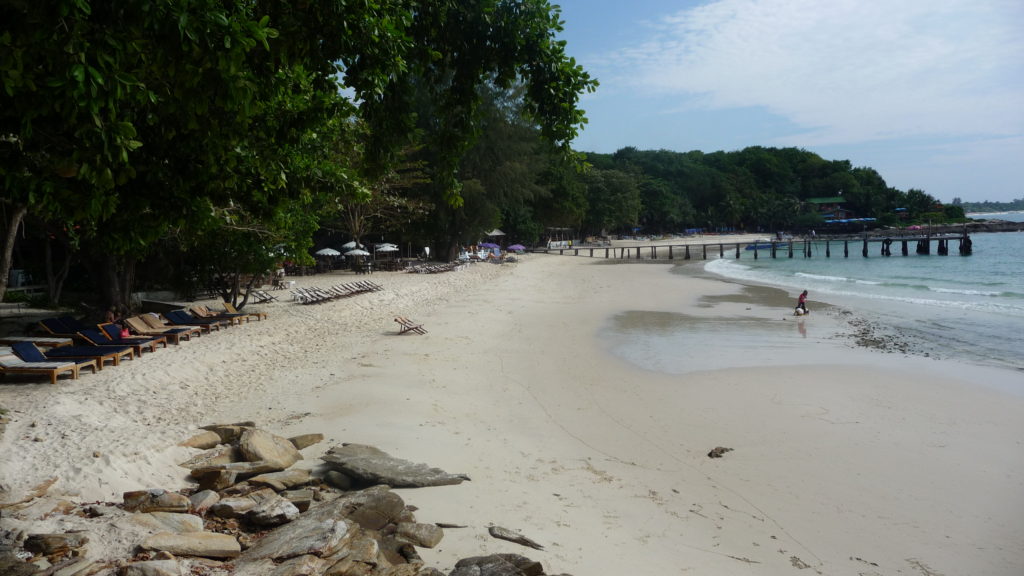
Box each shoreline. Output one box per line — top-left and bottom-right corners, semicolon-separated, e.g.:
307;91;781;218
1;253;1023;574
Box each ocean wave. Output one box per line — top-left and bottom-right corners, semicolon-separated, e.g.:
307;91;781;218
930;287;1003;296
795;272;849;282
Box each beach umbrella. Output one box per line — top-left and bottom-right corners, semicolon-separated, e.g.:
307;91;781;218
486;228;506;237
341;240;360;249
376;245;399;252
345;248;371;256
480;242;499;249
507;244;526;251
315;247;341;257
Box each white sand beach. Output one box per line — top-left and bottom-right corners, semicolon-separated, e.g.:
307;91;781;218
2;245;1023;575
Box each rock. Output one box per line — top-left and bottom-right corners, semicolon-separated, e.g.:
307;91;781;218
487;526;544;550
239;429;302;470
202;425;249;444
322;470;353;491
192;470;238;492
188;490;220;515
288;433;324;451
23;533;89;555
281;489;314;512
117;559;182;576
320;444;469;488
131;512;203;533
178;445;241;469
450;554;546;576
178;431;221;450
123;490;190;513
267;554;326;576
237;497;357;563
140;532;240;559
707;446;733;458
249;469;311;492
209;497;258;519
342;489;406;531
247;489;301;527
395;522;443;549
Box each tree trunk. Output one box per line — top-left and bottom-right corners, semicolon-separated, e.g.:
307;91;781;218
0;203;29;302
44;235;73;307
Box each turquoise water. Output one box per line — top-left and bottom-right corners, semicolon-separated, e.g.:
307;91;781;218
706;231;1024;370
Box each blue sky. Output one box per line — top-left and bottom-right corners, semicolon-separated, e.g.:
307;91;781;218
554;0;1024;203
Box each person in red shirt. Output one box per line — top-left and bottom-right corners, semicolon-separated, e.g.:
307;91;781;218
796;290;808;314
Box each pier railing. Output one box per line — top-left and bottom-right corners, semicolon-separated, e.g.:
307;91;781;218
538;233;972;260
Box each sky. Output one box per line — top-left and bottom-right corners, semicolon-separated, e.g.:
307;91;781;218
554;0;1024;203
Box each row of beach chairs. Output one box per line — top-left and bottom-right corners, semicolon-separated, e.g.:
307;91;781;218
0;304;269;385
290;281;383;304
405;262;466;274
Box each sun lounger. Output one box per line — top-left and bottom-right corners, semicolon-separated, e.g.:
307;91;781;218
394;316;427;335
222;302;267;321
123;316;199;344
37;317;80;338
190;305;246;326
14;340;132;370
164;309;225;333
2;345;97;384
79;327;165;355
0;336;74;348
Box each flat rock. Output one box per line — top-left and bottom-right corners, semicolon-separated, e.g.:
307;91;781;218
281;489;313;512
237;497;356;563
131;512;204;533
202;425;249;444
24;533;89;555
192;469;238;492
117;559;182;576
140;532;240;559
268;554;326;576
247;488;301;527
178;430;221;450
396;522;444;549
239;429;302;470
188;490;220;515
319;444;469;488
178;445;241;469
288;433;324;451
209;497;258;519
451;554;545;576
249;469;311;491
123;490;190;513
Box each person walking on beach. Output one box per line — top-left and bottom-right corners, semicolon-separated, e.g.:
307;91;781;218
796;290;808;314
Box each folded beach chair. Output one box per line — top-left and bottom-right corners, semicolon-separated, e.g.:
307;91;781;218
123;316;199;344
164;309;225;333
79;327;165;356
252;289;279;303
2;345;97;384
13;340;132;370
394;316;427;335
222;302;267;321
190;305;246;326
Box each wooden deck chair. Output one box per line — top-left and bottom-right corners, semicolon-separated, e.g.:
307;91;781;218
394;316;427;335
252;289;279;303
190;305;246;326
1;345;96;384
123;316;200;344
163;309;224;333
222;302;267;321
0;336;74;348
11;341;120;372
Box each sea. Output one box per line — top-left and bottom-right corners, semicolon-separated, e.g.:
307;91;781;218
704;212;1024;371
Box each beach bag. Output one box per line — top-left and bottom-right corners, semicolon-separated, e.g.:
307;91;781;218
121;327;131;338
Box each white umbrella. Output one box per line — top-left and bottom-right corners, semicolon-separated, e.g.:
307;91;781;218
345;248;371;256
485;228;506;237
341;240;359;250
375;245;399;252
315;247;341;257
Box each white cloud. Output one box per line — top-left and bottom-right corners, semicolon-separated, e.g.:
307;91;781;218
603;0;1024;146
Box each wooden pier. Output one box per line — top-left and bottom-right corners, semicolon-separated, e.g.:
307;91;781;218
541;233;973;261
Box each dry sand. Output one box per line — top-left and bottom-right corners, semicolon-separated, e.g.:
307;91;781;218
1;244;1023;575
